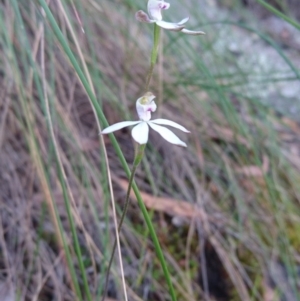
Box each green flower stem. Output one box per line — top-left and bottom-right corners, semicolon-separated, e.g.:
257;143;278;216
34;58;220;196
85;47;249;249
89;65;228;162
38;2;176;300
145;24;161;91
101;144;146;301
119;144;146;234
151;24;161;66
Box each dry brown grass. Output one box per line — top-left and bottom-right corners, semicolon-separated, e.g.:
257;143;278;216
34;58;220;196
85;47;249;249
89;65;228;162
0;0;300;300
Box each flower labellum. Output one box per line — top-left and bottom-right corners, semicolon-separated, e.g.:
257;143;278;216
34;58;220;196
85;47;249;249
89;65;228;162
101;92;190;147
135;0;205;35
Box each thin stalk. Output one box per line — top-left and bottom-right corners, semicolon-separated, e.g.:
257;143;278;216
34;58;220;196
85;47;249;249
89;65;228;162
145;24;161;91
101;144;146;301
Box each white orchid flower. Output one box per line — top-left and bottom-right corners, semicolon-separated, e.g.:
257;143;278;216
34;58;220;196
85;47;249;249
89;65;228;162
135;0;205;35
101;92;189;147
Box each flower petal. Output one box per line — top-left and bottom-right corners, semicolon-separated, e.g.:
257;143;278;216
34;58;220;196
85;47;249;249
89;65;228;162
135;10;156;23
131;122;149;145
148;122;187;147
155;20;185;31
177;17;189;25
101;121;140;134
181;28;206;35
150;119;190;132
